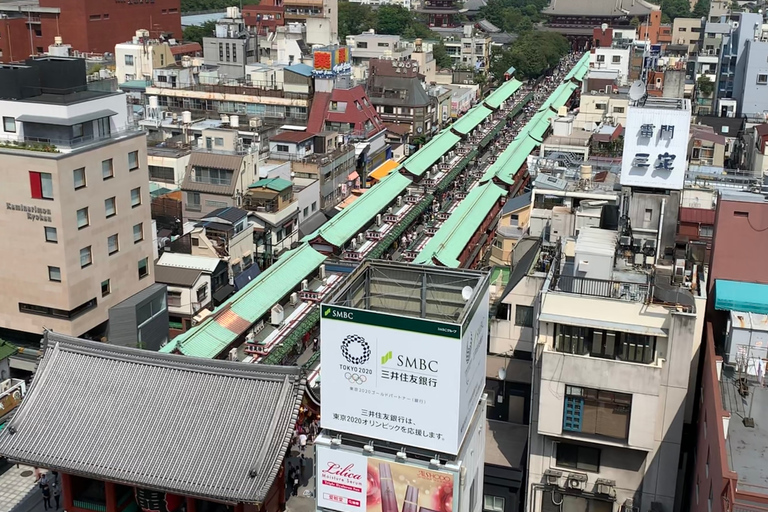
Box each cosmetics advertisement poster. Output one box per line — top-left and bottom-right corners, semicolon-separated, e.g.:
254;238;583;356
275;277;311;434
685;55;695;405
316;446;457;512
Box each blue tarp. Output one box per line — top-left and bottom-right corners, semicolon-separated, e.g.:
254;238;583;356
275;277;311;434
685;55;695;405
715;279;768;314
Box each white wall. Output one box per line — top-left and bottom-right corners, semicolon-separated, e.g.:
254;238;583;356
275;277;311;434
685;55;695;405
489;275;545;355
295;177;320;224
590;48;630;85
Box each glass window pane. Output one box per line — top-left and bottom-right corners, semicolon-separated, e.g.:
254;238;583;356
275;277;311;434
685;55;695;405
45;226;57;242
40;173;53;199
48;266;61;281
73;168;86;189
128;151;138;170
80;247;91;267
133;223;143;242
77;208;89;228
108;234;119;254
102;159;113;179
131;187;141;206
105;197;116;217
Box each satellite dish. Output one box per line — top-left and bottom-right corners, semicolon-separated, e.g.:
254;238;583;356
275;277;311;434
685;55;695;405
629;80;647;102
601;23;608;32
461;286;473;302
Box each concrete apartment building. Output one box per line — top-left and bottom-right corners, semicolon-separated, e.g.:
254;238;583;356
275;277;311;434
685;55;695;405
203;8;259;80
0;57;157;340
115;30;176;84
527;227;706;512
180;128;258;221
671;18;702;56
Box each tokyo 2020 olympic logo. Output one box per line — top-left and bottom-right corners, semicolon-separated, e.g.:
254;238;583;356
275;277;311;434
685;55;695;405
340;334;371;365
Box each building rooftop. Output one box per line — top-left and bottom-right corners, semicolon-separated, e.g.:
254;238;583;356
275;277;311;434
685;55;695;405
270;131;314;143
720;189;768;204
720;364;768;493
157;252;222;273
543;0;658;16
154;265;204;287
250;177;293;192
203;206;249;224
327;260;489;325
0;333;305;504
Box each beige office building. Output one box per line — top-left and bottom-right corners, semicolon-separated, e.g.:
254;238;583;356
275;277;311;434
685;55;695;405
0;57;157;339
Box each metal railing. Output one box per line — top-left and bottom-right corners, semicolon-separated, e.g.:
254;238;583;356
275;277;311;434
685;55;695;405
551;274;651;302
23;126;143;150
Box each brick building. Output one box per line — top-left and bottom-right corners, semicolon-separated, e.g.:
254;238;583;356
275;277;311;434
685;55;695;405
0;0;181;62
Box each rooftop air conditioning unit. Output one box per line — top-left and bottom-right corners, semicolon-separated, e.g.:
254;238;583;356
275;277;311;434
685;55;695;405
543;469;562;486
301;279;309;290
376;214;383;226
357;233;365;245
270;304;284;326
319;264;326;279
566;473;587;491
290;292;299;305
245;332;255;344
397;196;402;207
228;348;238;361
595;479;616;496
350;239;357;251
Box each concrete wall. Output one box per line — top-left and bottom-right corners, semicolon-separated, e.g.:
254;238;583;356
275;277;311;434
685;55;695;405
625;188;681;254
737;39;768;117
490;275;545;355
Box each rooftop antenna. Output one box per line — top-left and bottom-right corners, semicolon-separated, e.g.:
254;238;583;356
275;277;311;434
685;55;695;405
629;80;647;106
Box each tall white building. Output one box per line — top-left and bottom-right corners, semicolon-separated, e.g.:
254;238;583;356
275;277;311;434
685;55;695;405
527;227;706;512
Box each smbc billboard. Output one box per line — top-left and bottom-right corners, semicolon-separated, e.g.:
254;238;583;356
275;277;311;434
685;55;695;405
320;289;489;454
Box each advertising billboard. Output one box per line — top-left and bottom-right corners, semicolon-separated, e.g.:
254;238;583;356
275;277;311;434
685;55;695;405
313;46;352;77
619;103;691;191
316;445;456;512
320;300;487;454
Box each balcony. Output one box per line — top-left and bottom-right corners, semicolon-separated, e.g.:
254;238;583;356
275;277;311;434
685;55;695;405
0;126;143;155
284;0;324;6
549;273;651;302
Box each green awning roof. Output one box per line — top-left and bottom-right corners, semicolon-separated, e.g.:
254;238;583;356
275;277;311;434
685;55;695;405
452;105;493;135
402;131;461;177
250;177;293;192
414;182;507;267
484;79;522;109
304;171;411;247
161;244;327;358
715;280;768;314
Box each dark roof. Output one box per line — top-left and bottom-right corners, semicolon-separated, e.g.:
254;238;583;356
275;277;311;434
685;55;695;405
170;42;202;55
0;340;18;361
17;109;117;127
755;123;768;138
270;130;314;143
477;19;501;33
679;207;716;225
154;265;204;287
500;239;541;301
0;333;304;504
502;191;531;215
203;206;249;223
384;122;412;135
368;75;431;107
691;127;726;145
298;211;328;238
696;115;746;137
182;152;244;196
543;0;658;16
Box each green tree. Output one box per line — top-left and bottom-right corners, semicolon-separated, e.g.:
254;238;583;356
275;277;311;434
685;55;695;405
490;31;569;81
630;16;641;28
692;0;710;17
181;0;245;14
697;75;714;97
432;42;453;69
660;0;692;21
338;1;375;41
376;5;412;35
183;20;217;45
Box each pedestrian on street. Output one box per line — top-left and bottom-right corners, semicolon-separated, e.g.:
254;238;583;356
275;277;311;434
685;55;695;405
312;337;318;352
291;469;300;496
52;482;61;510
299;432;307;452
39;476;52;510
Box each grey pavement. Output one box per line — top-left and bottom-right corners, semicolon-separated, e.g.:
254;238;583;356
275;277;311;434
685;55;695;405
1;464;54;512
286;443;317;512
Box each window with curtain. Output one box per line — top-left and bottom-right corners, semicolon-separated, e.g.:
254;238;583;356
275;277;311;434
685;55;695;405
73;167;86;189
105;197;116;218
514;305;534;327
133;223;143;242
130;187;141;207
107;234;119;255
